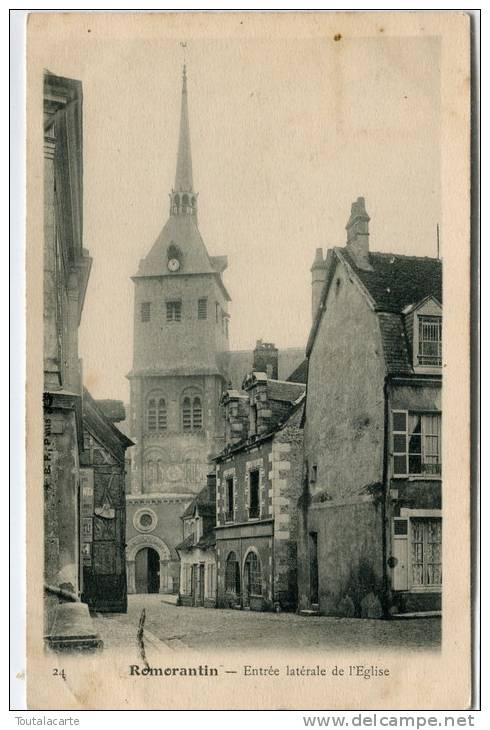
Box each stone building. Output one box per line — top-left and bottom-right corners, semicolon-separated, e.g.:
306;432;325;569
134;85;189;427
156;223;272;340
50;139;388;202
176;473;217;608
125;66;231;593
43;71;98;648
298;197;442;618
214;374;305;611
80;391;133;613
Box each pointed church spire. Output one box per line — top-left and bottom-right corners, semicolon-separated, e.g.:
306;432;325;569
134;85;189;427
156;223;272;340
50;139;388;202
174;64;194;193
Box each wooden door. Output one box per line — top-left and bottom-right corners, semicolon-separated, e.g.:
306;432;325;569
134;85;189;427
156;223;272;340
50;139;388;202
309;532;319;605
198;564;205;605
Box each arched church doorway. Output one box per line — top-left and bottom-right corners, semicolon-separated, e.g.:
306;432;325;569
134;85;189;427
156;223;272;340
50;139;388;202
135;547;160;594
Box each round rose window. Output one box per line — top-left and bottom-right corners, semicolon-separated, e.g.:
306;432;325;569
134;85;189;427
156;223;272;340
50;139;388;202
133;508;157;533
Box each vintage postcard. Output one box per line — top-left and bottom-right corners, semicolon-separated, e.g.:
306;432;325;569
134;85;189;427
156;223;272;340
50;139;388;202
25;11;472;710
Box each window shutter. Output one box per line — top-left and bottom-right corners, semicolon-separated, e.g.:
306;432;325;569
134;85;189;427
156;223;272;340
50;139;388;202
192;397;203;429
198;298;207;320
392;518;409;591
392;410;408;476
141;302;151;322
182;397;192;431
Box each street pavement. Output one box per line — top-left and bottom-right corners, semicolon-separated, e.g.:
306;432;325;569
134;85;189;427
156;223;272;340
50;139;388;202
93;594;441;653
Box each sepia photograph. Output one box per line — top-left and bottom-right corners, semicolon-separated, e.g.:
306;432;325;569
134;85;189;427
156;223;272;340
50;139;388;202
23;11;472;710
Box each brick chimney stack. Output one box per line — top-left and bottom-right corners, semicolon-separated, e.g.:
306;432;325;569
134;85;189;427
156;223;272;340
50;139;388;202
345;196;373;271
243;372;271;437
220;389;249;447
253;340;278;380
310;248;328;322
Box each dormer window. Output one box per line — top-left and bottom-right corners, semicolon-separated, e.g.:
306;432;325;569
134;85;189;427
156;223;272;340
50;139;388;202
418;316;442;366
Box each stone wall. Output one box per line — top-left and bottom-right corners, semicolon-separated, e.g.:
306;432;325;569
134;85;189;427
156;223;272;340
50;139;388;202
126;494;192;594
132;274;229;375
305;258;386;501
307;497;384;617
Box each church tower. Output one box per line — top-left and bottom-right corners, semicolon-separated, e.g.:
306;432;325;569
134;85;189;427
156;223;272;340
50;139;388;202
126;66;230;595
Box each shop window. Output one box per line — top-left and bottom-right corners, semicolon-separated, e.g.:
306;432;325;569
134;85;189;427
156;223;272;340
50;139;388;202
244;551;262;597
411;518;442;587
225;551;240;594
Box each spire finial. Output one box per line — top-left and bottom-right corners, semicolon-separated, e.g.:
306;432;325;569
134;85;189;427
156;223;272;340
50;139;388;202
172;51;194;206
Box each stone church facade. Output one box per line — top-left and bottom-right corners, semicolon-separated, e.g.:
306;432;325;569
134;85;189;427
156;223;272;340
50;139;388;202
125;66;231;594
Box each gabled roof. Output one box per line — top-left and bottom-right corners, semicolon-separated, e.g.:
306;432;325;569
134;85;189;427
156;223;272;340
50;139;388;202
307;246;442;375
286;358;308;384
181;482;216;519
82;388;134;457
267;379;306;403
214;392;305;462
342;250;442;313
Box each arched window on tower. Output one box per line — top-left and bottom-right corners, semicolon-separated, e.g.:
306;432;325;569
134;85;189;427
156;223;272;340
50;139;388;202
182;397;192;432
157;399;167;431
173;194;180;214
182;193;189;213
192;397;203;430
182;393;203;432
148;395;167;432
147;399;157;431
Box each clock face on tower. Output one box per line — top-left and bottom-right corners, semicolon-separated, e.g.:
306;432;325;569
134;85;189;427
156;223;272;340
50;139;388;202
167;258;180;272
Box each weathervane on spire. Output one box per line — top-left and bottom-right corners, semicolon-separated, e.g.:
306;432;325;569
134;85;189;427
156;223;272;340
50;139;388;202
180;41;187;68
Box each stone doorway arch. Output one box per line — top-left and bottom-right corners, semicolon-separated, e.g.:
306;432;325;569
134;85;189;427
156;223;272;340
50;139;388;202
126;534;172;594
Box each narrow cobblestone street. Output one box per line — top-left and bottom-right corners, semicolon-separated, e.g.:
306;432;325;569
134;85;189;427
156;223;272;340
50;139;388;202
93;594;441;653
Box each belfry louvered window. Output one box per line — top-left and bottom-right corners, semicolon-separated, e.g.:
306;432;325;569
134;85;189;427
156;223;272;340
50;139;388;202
148;397;167;432
182;397;192;431
198;298;207;320
141;302;151;322
182;395;203;432
157;399;167;430
192;397;203;429
147;399;157;431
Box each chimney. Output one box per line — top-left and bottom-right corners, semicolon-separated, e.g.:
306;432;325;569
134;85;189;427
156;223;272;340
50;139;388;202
310;248;328;322
243;371;271;437
220;389;249;447
345;196;373;271
253;340;278;380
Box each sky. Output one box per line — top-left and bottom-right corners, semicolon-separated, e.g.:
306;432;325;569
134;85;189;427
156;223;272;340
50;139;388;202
43;30;441;402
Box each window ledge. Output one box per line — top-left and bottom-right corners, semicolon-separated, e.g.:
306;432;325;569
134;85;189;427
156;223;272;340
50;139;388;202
408;586;442;594
392;475;442;481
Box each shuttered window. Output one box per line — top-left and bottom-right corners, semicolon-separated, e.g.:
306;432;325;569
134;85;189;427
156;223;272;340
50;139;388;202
198;298;207;320
141;302;151;322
